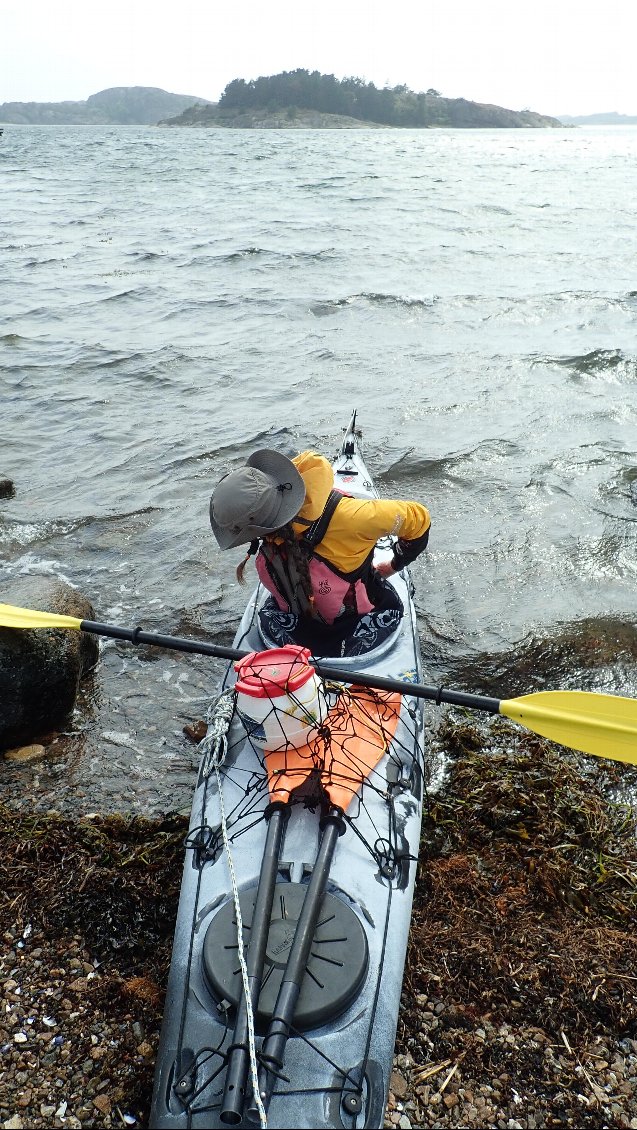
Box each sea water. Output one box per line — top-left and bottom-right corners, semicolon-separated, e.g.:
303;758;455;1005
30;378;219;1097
1;124;636;811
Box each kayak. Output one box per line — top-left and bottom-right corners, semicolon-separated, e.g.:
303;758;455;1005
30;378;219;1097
150;412;427;1129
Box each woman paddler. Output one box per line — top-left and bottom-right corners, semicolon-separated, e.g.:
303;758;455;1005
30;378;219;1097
210;449;431;657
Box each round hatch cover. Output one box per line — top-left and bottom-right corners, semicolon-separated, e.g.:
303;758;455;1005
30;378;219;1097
203;882;369;1031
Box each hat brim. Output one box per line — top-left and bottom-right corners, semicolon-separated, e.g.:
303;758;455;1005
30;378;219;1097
210;450;305;550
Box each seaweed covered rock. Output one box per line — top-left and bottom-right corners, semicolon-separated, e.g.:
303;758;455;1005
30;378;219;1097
0;577;99;749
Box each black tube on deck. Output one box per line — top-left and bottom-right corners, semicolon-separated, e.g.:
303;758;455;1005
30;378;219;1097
248;810;343;1121
220;804;288;1125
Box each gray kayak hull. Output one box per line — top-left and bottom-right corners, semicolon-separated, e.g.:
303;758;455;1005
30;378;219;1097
150;418;427;1129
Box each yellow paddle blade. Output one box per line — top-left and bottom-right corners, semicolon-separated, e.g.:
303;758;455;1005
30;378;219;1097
0;602;83;632
500;690;637;765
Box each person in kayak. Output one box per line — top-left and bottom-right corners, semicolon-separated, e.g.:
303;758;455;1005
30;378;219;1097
209;448;430;657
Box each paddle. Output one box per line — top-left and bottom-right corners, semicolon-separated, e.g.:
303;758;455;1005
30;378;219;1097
1;601;637;764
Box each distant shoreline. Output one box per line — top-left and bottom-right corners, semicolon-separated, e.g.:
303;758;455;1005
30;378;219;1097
0;83;562;129
1;81;635;129
559;112;637;125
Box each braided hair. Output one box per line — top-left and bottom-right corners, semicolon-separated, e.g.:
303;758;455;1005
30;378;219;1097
236;539;259;585
235;524;315;613
278;522;315;611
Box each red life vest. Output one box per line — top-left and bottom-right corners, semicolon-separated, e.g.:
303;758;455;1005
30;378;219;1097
255;551;374;625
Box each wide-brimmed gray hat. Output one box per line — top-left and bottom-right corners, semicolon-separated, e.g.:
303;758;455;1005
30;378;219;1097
210;449;306;550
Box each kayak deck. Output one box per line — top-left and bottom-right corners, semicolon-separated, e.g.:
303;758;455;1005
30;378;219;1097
150;415;427;1129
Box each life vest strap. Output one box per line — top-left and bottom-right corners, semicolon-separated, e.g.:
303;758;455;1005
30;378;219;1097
300;490;344;552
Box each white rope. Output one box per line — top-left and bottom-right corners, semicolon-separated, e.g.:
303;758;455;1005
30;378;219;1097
199;691;268;1129
200;689;235;779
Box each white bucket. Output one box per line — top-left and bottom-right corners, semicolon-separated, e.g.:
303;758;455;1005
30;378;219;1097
234;645;327;751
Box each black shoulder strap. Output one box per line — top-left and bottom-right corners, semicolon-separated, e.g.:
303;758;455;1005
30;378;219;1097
300;490;343;551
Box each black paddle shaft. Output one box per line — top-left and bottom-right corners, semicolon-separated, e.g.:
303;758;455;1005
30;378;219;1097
220;803;289;1126
315;661;501;713
80;620;501;714
81;620;244;661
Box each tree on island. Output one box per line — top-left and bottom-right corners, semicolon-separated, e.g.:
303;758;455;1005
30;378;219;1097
219;69;445;127
214;70;560;128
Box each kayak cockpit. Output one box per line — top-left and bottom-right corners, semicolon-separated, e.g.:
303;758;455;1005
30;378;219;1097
256;585;405;661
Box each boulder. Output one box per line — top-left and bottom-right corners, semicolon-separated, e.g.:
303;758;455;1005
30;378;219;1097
0;577;99;750
4;743;47;763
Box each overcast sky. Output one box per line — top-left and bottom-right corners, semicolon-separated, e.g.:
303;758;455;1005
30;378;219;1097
2;0;637;117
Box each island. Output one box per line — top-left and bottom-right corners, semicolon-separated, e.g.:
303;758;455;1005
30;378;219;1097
0;86;211;125
159;70;562;129
558;111;637;125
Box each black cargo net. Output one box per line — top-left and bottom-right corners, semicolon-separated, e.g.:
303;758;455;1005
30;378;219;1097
187;666;424;879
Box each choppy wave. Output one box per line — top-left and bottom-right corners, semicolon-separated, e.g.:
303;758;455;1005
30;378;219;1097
377;439;520;483
0;518;79;549
545;348;636;378
310;292;436;316
0;506;162;552
204;246;337;264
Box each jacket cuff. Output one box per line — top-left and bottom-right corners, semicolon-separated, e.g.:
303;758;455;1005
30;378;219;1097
392;528;430;570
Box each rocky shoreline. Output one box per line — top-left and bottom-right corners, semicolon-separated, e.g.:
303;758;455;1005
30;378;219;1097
2;715;637;1129
158;95;561;131
158;105;390;129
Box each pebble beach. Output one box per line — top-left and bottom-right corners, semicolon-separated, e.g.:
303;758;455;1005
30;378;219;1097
3;713;637;1130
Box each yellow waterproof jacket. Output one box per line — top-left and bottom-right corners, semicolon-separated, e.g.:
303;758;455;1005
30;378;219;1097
290;451;430;575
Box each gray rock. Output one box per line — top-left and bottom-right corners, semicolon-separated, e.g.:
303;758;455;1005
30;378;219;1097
0;577;99;749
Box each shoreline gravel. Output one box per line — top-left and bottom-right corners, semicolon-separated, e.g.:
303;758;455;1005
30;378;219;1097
2;714;637;1129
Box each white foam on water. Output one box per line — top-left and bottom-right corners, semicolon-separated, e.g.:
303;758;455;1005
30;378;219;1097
0;522;47;546
1;552;78;587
